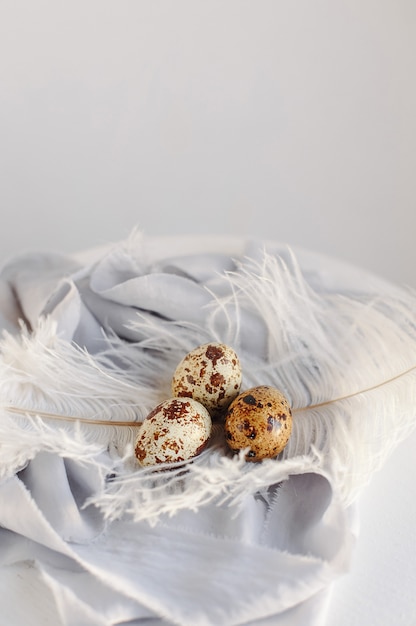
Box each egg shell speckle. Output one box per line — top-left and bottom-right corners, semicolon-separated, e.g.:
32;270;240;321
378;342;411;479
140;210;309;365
224;385;292;462
171;343;242;419
135;397;212;466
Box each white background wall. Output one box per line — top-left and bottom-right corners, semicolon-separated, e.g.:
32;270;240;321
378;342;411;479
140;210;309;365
0;1;415;286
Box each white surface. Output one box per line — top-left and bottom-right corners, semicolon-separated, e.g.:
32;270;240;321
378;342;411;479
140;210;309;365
327;426;416;626
0;1;415;286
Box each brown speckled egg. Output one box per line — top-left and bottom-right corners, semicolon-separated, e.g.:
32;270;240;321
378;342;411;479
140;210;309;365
135;397;212;466
224;386;292;462
171;343;242;419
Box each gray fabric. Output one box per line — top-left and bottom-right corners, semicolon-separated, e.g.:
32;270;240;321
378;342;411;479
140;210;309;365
0;234;407;625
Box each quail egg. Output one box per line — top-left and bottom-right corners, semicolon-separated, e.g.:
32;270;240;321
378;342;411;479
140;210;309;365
224;385;292;461
135;397;212;466
171;342;242;419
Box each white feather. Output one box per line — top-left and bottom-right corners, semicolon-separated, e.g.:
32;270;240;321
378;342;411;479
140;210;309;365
0;318;160;478
1;244;415;523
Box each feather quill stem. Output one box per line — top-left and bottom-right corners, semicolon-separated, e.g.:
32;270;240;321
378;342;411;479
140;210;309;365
4;362;416;426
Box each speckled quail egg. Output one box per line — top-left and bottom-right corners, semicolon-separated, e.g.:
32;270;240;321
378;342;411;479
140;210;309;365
171;342;242;419
224;385;292;462
135;397;212;466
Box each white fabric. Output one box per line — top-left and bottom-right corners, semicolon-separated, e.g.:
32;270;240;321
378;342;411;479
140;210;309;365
0;233;414;625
